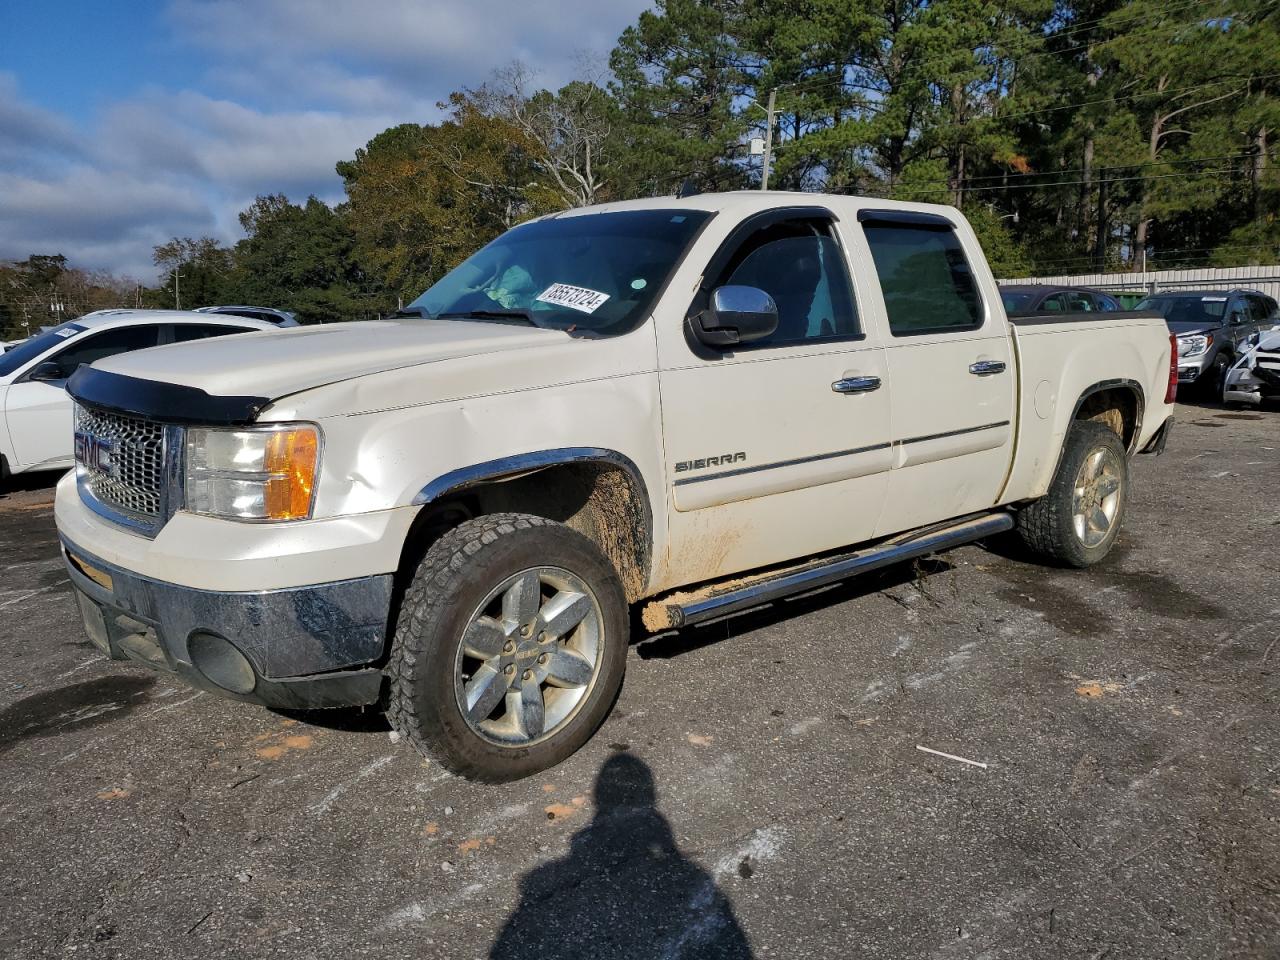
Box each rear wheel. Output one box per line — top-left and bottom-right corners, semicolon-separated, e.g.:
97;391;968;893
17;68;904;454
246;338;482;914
387;513;628;782
1016;420;1129;568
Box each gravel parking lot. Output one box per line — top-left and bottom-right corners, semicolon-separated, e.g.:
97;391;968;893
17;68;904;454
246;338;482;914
1;401;1277;960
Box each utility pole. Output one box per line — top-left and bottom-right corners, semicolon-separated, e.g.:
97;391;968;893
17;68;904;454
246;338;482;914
760;88;777;191
173;265;182;310
1093;177;1108;271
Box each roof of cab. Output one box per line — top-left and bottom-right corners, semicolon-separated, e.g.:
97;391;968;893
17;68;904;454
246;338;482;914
546;189;962;220
72;309;278;330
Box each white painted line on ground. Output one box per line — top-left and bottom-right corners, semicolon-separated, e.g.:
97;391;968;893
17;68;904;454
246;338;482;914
143;690;205;716
916;745;989;769
0;579;69;608
310;754;397;815
53;656;104;680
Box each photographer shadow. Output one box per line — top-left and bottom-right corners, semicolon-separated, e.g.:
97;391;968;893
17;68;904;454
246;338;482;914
490;753;753;959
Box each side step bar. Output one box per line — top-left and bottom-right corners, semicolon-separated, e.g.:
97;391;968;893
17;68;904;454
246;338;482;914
645;511;1015;630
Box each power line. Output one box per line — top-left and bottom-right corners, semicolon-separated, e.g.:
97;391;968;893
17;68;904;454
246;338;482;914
1045;0;1216;44
757;0;1247;108
860;152;1260;191
755;72;1273;155
841;160;1251;199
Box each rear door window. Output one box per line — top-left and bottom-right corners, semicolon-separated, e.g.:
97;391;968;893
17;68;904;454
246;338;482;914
169;324;258;342
862;221;984;335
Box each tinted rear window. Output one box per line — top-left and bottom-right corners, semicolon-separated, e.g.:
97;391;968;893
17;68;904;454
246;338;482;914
863;224;983;334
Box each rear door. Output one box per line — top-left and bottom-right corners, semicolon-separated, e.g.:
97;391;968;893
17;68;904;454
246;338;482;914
5;323;163;469
856;210;1017;536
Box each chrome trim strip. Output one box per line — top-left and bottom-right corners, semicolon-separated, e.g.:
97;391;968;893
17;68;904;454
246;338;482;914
673;442;892;486
75;471;162;537
673;421;1011;488
667;512;1015;627
161;424;185;526
898;420;1011;446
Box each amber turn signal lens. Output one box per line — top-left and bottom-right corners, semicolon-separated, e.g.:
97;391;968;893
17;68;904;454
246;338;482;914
262;427;319;520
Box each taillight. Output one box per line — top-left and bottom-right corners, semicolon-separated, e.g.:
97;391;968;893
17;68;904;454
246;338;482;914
1165;333;1178;403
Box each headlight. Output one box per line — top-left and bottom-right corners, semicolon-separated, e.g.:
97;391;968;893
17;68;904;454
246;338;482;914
1178;333;1212;357
185;424;321;521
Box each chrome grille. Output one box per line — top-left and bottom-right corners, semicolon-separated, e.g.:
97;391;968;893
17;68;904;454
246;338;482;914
73;404;165;520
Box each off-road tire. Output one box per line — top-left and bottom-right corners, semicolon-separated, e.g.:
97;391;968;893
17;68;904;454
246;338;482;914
386;513;628;782
1016;420;1129;568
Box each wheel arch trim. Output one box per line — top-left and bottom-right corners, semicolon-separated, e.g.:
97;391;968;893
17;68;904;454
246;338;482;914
411;447;654;582
1067;377;1146;455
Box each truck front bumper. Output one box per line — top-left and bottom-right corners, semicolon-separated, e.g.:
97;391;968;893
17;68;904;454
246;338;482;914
62;538;392;709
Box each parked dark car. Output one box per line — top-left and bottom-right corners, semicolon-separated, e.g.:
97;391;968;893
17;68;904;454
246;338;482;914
1135;289;1280;396
999;284;1123;316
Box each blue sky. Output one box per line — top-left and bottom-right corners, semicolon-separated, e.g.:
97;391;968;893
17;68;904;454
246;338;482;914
0;1;651;279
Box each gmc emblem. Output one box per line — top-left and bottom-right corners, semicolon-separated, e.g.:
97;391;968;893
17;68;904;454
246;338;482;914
74;431;117;476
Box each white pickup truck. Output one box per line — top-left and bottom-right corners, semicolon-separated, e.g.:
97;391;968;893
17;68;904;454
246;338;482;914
56;192;1176;782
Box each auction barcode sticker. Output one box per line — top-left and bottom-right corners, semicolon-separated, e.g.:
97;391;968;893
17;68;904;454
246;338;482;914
535;283;610;315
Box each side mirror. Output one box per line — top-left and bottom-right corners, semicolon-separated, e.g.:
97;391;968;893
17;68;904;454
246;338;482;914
692;285;779;347
1227;311;1245;326
27;361;65;383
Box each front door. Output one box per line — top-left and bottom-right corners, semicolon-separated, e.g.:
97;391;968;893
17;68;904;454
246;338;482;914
5;324;162;469
856;210;1017;537
656;208;892;586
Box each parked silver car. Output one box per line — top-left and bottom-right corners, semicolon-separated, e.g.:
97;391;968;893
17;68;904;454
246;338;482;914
1135;289;1280;397
194;305;299;326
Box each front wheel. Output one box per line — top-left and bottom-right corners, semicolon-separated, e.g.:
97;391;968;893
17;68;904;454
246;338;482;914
1016;420;1130;568
386;513;628;782
1203;354;1231;400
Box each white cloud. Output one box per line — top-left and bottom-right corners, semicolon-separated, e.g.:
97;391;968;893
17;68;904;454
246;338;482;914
0;166;214;279
0;1;654;279
98;91;396;193
0;72;85;171
167;0;648;97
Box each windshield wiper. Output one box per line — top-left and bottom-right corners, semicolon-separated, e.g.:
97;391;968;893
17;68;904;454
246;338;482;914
392;306;429;318
437;309;546;328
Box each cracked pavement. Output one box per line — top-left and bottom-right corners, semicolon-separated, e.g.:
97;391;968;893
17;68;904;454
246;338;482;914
1;400;1278;958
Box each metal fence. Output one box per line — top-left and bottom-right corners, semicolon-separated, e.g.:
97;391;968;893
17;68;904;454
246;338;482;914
998;265;1280;301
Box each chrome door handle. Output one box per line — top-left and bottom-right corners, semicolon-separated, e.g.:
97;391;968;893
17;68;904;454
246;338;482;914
832;375;882;394
969;360;1007;376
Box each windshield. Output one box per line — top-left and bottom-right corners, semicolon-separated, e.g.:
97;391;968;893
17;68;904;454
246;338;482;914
405;209;712;336
1136;296;1226;327
1000;291;1035;313
0;322;85;377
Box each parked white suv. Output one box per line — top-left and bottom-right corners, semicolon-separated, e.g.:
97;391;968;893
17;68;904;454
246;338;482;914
0;310;275;480
55;193;1177;782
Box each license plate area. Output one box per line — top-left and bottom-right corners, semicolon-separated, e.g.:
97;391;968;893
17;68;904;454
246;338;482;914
66;551;114;591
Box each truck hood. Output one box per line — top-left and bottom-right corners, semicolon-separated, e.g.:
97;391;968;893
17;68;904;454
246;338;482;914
1167;321;1221;337
93;319;565;400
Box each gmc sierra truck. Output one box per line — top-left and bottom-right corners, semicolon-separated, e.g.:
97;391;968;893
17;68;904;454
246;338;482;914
56;192;1177;782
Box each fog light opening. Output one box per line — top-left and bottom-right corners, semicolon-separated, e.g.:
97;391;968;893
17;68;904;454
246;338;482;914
188;631;258;695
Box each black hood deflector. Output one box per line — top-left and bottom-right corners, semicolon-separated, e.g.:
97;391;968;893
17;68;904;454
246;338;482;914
67;367;270;425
